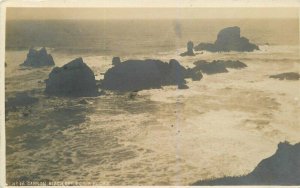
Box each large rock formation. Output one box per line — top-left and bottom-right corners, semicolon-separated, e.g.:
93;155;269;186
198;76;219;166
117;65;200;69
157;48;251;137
193;141;300;185
193;60;247;75
20;47;55;67
45;57;98;97
269;72;300;80
194;26;259;52
100;58;203;91
180;41;195;56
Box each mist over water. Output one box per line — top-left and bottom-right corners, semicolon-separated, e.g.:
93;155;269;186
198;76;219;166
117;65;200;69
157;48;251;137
5;19;300;185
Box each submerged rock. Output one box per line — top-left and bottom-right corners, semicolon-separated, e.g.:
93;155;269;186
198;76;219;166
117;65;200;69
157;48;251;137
101;58;202;91
45;57;98;97
194;26;259;52
193;60;228;75
5;92;38;109
193;141;300;185
180;41;195;56
20;47;55;67
192;60;247;75
269;72;300;80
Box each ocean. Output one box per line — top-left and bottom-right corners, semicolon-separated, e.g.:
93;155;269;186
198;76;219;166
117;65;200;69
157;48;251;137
5;19;300;185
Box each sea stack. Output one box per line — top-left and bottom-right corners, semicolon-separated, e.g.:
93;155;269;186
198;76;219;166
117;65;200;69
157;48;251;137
194;26;259;52
21;47;55;67
45;57;98;97
180;41;195;56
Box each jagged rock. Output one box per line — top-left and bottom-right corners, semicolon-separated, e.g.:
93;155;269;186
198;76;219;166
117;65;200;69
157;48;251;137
193;141;300;185
194;26;259;52
180;41;195;56
5;92;38;109
101;58;202;91
20;47;55;67
269;72;300;80
45;57;98;97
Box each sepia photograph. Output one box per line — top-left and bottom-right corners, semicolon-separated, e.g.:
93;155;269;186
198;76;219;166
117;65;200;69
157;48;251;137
1;0;300;186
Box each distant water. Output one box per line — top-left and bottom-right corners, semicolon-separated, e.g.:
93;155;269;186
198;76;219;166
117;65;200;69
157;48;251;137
5;18;300;185
6;19;299;55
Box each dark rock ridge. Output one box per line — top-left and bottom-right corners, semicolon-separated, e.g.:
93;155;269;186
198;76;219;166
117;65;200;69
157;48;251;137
180;41;195;56
269;72;300;80
5;92;38;109
20;47;55;67
194;26;259;52
45;57;98;97
100;58;203;91
193;60;247;75
193;141;300;185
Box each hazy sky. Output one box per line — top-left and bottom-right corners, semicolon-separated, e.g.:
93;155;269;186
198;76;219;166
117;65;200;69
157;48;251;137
6;8;299;20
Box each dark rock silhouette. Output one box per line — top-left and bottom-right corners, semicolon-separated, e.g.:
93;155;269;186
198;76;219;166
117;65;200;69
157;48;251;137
193;60;247;75
180;41;195;56
45;57;98;97
270;72;300;80
193;141;300;185
20;47;55;67
194;26;259;52
5;92;38;109
101;58;203;91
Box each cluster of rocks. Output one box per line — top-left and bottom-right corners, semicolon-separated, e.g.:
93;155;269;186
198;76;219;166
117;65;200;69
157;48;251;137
45;57;98;97
193;141;300;185
194;26;259;52
193;60;247;75
20;47;55;67
269;72;300;80
100;57;203;91
42;56;249;96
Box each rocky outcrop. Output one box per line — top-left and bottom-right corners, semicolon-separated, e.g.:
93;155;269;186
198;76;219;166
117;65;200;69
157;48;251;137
270;72;300;80
101;58;203;91
193;141;300;185
180;41;195;56
45;57;98;97
194;26;259;52
20;47;55;67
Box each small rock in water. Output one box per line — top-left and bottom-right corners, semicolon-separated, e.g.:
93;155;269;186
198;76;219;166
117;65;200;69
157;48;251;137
180;41;195;56
269;72;300;80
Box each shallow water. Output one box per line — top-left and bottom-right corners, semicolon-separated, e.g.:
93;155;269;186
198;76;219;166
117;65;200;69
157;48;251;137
5;44;300;185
